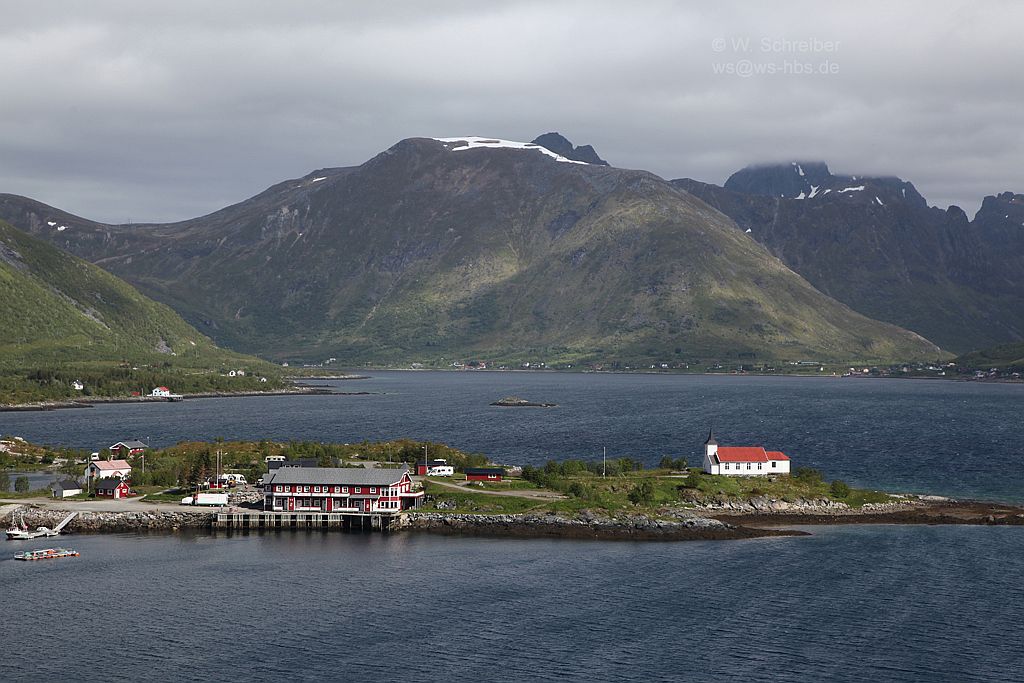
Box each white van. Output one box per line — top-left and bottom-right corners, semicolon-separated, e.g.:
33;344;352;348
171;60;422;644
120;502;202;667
427;465;455;477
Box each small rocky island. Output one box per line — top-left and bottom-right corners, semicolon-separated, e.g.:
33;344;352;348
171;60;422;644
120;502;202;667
490;395;558;407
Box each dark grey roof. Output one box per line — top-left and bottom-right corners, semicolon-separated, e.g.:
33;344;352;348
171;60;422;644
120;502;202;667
268;458;319;471
95;477;125;489
112;440;148;449
704;429;717;446
465;467;505;475
264;466;410;487
53;480;81;490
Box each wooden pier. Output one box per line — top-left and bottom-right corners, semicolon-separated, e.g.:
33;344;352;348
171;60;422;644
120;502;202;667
214;510;406;533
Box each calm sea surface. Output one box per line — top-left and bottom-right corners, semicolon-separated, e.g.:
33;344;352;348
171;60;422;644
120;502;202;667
2;371;1022;501
2;373;1024;681
2;526;1023;683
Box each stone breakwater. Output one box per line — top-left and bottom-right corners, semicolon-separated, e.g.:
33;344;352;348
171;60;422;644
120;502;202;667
404;511;805;541
8;507;213;532
692;496;925;516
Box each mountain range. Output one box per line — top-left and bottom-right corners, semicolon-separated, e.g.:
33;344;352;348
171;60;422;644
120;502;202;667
0;134;945;366
674;163;1024;354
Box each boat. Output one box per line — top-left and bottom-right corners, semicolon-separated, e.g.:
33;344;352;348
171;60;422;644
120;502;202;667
14;547;80;561
6;513;33;540
6;511;78;540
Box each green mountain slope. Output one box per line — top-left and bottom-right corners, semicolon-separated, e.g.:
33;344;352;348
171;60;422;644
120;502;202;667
955;342;1024;370
0;219;281;402
0;138;943;366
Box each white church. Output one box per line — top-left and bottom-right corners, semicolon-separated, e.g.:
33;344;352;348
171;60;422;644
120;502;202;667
702;430;791;476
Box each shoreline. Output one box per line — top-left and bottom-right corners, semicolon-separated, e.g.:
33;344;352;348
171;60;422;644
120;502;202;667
0;386;338;412
342;366;1024;384
711;499;1024;528
4;497;1024;542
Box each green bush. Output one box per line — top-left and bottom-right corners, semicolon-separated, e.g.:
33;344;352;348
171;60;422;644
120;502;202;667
627;480;655;506
794;467;823;483
830;479;851;498
14;475;30;493
682;471;703;489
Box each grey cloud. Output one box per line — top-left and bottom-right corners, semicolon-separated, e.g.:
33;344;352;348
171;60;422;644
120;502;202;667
1;0;1021;222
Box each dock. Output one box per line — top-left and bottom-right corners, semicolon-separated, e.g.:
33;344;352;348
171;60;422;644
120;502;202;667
214;510;406;533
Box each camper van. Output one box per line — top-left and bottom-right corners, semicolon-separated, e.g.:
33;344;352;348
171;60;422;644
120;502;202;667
427;465;455;477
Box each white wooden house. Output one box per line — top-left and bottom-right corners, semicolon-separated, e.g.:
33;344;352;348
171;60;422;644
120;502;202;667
86;459;132;481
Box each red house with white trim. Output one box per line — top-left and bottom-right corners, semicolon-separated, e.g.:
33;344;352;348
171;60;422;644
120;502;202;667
701;431;791;476
96;477;131;499
263;466;423;513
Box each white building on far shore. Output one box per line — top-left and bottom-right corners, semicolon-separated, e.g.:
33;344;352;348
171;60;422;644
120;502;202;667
702;431;791;476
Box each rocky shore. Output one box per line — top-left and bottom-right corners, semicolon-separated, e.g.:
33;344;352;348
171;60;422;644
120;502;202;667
7;496;1023;541
0;387;334;412
404;511;804;541
709;497;1024;527
689;495;924;515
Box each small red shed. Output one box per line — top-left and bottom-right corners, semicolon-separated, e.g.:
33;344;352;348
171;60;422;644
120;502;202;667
465;467;505;482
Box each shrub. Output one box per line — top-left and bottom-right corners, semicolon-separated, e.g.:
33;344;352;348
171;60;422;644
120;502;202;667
14;475;30;493
830;479;851;498
627;480;655;506
794;467;823;483
682;471;703;489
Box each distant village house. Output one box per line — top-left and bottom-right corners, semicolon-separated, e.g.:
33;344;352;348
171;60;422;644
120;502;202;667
51;480;83;499
86;459;132;481
95;477;131;499
465;467;505;482
109;440;148;458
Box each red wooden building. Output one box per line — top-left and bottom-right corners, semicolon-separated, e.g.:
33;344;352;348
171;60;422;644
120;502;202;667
95;477;131;499
263;466;423;513
465;467;505;482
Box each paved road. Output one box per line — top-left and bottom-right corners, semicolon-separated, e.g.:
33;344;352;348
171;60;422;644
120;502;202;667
424;478;565;500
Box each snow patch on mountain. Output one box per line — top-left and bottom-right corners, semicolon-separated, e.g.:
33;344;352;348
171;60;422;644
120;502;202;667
433;137;587;164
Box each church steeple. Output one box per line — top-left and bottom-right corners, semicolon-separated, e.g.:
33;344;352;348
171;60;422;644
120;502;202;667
703;428;718;458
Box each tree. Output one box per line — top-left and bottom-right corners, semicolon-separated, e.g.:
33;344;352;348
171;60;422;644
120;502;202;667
830;479;851;498
628;480;655;506
14;475;30;493
0;471;9;492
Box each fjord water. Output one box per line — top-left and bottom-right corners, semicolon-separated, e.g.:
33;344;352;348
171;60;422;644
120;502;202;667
3;527;1023;683
3;372;1024;682
3;371;1023;501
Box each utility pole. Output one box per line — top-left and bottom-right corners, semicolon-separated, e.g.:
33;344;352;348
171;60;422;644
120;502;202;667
603;446;607;478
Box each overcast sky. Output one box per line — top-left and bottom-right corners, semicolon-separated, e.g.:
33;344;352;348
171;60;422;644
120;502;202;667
2;1;1022;222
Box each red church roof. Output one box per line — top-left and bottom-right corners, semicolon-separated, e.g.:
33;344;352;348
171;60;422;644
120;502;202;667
714;447;790;463
715;447;769;463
